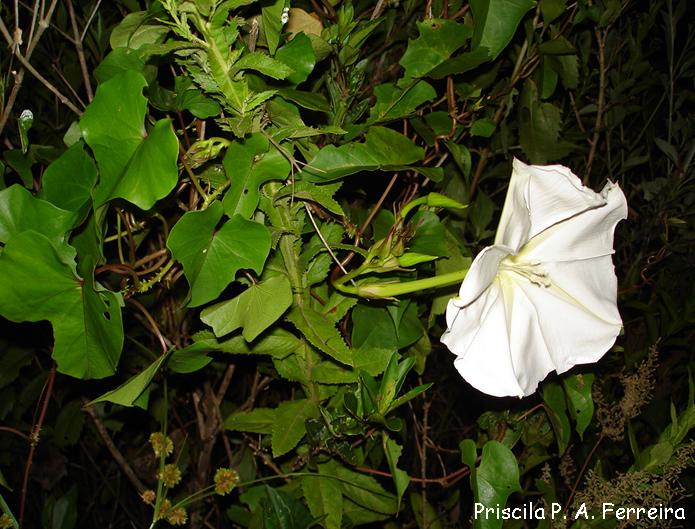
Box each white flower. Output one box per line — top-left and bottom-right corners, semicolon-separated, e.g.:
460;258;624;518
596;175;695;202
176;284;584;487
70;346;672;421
441;159;628;398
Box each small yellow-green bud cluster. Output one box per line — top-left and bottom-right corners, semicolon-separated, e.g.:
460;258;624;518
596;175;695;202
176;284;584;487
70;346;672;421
158;463;182;488
149;432;174;458
0;513;13;529
214;467;240;495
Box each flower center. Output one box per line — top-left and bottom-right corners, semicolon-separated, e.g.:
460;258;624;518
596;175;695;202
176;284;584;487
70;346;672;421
499;259;551;287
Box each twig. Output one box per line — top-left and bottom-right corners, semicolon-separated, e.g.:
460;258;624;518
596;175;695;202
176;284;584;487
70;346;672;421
19;365;56;527
127;298;170;354
66;0;94;101
0;425;30;441
565;433;604;509
83;400;146;495
584;28;607;184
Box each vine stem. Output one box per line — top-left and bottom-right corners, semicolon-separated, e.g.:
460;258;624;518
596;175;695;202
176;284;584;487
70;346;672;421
19;364;56;527
584;28;608;184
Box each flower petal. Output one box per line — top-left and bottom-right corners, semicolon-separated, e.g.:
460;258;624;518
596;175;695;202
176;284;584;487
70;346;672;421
514;276;622;374
442;281;526;397
496;159;608;250
518;180;628;262
453;245;511;307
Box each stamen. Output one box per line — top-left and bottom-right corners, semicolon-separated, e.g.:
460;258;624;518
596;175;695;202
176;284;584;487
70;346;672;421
499;260;551;287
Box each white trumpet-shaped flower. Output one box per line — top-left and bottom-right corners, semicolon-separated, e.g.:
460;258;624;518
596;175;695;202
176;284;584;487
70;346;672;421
441;159;628;397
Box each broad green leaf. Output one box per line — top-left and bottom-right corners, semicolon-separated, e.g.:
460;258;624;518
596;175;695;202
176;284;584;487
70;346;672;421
549;54;579;90
40;142;97;212
383;434;410;510
215;328;298;358
287;306;353;366
276;33;315;86
234;52;294;80
369;81;436;123
89;351;170;407
427;48;491;78
166;201;272;307
323;460;397;515
470;118;497;137
352;304;397;353
408;210;447;258
541;0;567;23
222;134;290;218
518;79;574;163
0;346;33;389
466;440;521;529
302;469;343;529
471;0;534;60
225;408;277;434
201;275;293;341
563;373;594;438
271;399;318;457
542;382;571;454
399;19;472;80
263;486;316;529
167;342;213;374
80;70;179;210
110;11;169;49
301;127;424;182
0;232;123;379
0;185;76;244
3;149;33;188
277;89;330;113
93;48;146;84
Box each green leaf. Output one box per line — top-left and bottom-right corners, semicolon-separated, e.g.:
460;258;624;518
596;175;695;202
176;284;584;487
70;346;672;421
287;306;353;366
277;89;330;113
53;401;85;448
323;460;397;515
471;0;534;60
369;81;437;123
90;351;170;407
110;11;169;49
0;185;76;244
474;441;522;529
222;135;290;218
273;182;345;216
276;33;315;85
383;434;410;510
201;275;293;341
470;118;497;137
263;486;316;529
301;127;424;182
261;0;285;56
563;374;594;438
225;408;277;434
0;232;123;379
0;346;33;389
542;382;571;455
428;48;495;79
234;52;294;80
518;79;574;163
167;342;213;374
540;0;567;23
408;210;447;258
166;201;272;307
399;19;472;80
80;70;179;210
215;328;298;358
302;469;343;529
410;492;443;529
40;142;97;213
93;48;146;84
271;398;318;457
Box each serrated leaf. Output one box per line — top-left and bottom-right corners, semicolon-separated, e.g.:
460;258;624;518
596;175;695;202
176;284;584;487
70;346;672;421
225;408;277;434
274;181;345;216
167;201;272;307
110;11;169;49
369;81;436;123
271;399;318;457
80;71;179;209
201;275;293;341
400;19;472;80
383;434;410;510
89;351;169;407
215;328;298;358
234;52;294;79
301;127;424;182
263;486;317;529
322;460;397;515
222;134;290;218
287;306;353;366
0;232;123;379
471;0;534;60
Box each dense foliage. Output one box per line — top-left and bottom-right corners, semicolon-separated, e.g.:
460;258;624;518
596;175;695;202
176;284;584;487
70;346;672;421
0;0;693;528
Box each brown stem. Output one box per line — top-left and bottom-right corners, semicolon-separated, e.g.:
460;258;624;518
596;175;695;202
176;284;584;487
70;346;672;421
82;400;146;495
19;365;56;527
565;434;604;509
0;425;30;441
584;28;607;184
127;298;169;353
66;0;94;101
